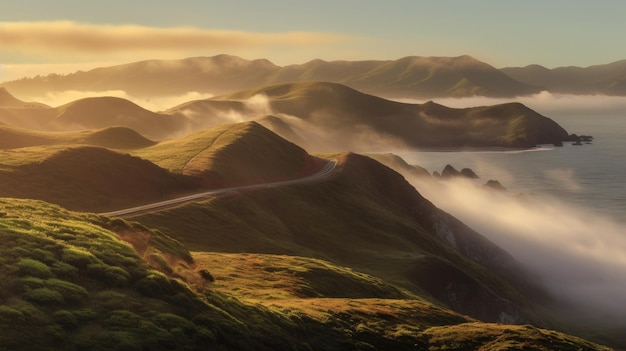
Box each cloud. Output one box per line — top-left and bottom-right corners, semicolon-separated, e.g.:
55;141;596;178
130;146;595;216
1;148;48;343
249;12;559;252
0;21;352;59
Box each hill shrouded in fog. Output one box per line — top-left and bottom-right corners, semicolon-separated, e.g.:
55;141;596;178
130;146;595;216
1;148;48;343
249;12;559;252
0;84;576;149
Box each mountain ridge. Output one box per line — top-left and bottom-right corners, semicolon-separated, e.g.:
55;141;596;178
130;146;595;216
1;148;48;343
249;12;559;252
1;54;541;99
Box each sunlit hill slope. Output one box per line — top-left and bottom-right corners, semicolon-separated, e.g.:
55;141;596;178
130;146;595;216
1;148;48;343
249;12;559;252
175;81;574;149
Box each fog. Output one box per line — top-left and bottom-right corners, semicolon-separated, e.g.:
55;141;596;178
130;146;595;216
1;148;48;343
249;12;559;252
397;91;626;116
403;172;626;316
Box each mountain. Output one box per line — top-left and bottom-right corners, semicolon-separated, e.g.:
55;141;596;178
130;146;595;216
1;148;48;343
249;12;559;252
135;152;550;324
501;59;626;95
0;124;155;149
0;117;616;348
1;54;541;99
0;122;324;212
0;87;48;108
1;82;574;149
0;146;198;211
53;97;185;140
175;81;573;149
290;55;541;98
0;93;188;140
132;121;326;188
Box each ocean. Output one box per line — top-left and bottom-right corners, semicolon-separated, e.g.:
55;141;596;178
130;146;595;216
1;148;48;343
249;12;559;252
396;111;626;225
392;106;626;312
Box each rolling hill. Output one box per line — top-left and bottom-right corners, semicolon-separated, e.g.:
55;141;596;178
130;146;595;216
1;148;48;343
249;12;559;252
174;81;574;149
0;199;611;350
134;152;551;325
1;54;541;99
0;87;48;108
0;121;324;212
0;90;188;140
501;59;626;95
0;85;577;149
0;124;155;149
0;116;616;348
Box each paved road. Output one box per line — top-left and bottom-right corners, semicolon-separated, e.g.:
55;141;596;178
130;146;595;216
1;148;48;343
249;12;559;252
99;160;337;218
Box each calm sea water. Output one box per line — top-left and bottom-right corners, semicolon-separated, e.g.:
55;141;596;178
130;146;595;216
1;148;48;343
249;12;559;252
396;113;626;224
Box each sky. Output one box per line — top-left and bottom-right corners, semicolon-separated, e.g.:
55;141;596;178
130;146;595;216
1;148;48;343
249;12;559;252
1;0;625;81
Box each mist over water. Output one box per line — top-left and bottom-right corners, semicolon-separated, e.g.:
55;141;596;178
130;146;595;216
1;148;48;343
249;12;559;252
393;100;626;318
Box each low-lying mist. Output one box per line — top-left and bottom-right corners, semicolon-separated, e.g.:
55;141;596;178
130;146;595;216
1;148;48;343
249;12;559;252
22;90;215;111
405;172;626;318
398;91;626;116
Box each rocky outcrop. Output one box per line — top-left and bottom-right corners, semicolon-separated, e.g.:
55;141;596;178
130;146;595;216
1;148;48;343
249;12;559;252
439;165;479;179
484;180;507;191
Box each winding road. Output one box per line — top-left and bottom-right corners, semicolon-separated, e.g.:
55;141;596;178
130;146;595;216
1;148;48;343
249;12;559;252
99;160;337;218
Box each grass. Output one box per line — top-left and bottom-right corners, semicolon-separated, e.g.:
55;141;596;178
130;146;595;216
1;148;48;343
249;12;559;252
133;121;324;186
0;192;614;349
0;198;260;350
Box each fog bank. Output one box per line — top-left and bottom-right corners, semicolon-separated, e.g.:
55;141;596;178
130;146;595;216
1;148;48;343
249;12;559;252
407;174;626;315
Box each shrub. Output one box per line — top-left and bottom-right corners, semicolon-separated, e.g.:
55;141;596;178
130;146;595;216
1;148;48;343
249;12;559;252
23;287;65;305
0;306;25;323
87;263;130;286
52;310;77;329
19;276;46;289
62;247;99;268
153;313;196;336
46;278;89;302
51;261;79;279
105;310;142;329
16;258;52;278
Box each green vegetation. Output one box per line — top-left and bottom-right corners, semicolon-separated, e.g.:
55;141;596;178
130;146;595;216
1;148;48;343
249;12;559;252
133;121;323;186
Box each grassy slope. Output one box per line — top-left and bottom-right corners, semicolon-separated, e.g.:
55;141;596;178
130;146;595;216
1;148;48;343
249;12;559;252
193;252;611;351
1;199;608;350
133;121;325;187
0;124;155;150
205;81;571;148
134;152;552;325
0;146;198;212
0;121;322;212
53;97;184;140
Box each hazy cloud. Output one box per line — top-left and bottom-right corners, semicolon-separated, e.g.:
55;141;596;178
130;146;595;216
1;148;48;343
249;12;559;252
0;21;353;62
544;168;583;193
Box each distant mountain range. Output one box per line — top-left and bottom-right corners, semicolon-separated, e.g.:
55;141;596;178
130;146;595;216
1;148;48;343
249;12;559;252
501;59;626;95
2;54;626;99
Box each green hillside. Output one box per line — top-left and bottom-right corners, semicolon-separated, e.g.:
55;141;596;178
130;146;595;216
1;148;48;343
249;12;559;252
0;124;155;150
133;121;325;187
0;198;612;350
134;152;551;325
186;81;574;148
